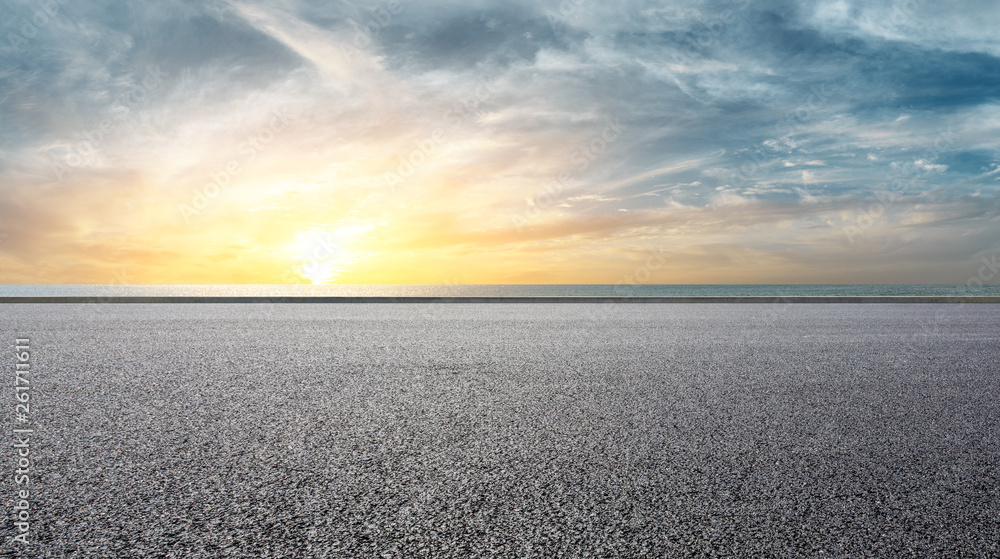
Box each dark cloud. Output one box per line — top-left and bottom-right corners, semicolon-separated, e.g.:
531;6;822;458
377;5;572;72
0;0;305;153
939;150;997;176
124;12;304;85
889;50;1000;110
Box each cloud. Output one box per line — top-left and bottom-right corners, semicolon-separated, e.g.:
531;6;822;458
1;0;999;283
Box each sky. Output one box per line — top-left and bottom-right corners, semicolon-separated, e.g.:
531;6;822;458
1;0;999;285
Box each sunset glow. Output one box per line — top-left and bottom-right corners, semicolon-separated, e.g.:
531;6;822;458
2;0;999;284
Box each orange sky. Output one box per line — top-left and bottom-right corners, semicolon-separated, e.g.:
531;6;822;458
2;1;999;285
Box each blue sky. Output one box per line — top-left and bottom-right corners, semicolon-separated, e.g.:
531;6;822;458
0;0;998;283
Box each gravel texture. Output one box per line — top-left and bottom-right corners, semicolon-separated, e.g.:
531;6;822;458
1;303;998;558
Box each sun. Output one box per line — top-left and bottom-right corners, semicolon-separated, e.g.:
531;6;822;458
290;223;376;284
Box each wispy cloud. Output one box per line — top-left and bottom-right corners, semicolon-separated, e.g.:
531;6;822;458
0;0;998;283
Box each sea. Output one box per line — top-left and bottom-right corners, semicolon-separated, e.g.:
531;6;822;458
1;284;999;297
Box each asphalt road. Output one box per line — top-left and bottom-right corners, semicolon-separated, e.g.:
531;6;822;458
1;303;998;557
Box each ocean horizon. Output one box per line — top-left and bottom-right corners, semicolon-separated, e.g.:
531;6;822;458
2;284;999;297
